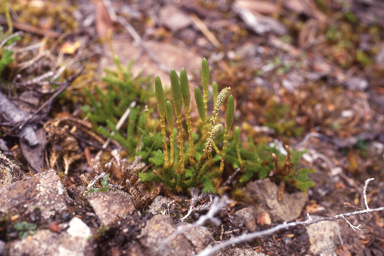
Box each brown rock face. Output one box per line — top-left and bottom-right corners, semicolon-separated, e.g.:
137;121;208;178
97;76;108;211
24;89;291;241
244;178;308;222
0;169;69;220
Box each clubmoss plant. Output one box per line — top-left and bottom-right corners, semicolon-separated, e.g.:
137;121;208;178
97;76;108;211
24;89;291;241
83;58;152;128
139;61;235;193
225;132;315;194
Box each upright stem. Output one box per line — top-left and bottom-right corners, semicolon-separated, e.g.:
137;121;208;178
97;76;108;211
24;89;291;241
170;69;185;174
155;76;169;168
180;68;195;164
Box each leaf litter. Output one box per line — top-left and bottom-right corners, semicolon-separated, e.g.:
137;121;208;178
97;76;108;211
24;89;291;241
0;0;384;255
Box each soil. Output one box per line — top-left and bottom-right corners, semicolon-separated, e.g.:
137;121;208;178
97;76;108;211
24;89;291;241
1;0;384;255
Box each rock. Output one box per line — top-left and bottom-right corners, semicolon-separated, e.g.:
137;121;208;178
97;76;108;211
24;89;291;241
0;152;21;188
0;240;5;255
230;207;257;231
140;215;194;256
67;217;92;240
375;43;384;66
87;191;136;226
148;195;174;215
183;225;214;253
0;169;69;220
8;217;94;256
306;216;341;256
344;77;369;91
219;247;268;256
233;3;287;35
159;5;192;32
244;179;308;222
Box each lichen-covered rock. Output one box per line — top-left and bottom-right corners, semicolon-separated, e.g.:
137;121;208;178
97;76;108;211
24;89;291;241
0;169;69;220
148;195;174;215
306;216;341;256
0;152;21;188
219;247;268;256
183;225;214;253
230;207;257;231
244;179;308;222
87;191;136;226
140;215;194;256
8;217;94;256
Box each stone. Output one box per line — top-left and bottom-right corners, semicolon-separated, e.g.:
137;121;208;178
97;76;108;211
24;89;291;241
148;196;174;215
159;5;192;32
244;179;308;222
140;215;194;256
219;247;268;256
0;152;21;188
87;191;136;226
306;216;341;256
0;169;69;220
344;77;369;91
8;217;94;256
183;225;214;253
230;207;257;231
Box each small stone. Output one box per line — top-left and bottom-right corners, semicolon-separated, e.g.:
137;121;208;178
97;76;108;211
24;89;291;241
148;196;173;215
220;247;268;256
230;207;257;231
140;215;194;256
67;217;92;240
9;218;94;256
183;225;214;253
0;169;69;220
257;212;271;226
49;222;62;234
244;179;308;222
87;191;136;226
306;216;341;256
344;77;369;91
159;5;192;32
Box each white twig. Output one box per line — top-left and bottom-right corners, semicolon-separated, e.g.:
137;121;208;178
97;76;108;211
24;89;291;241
95;101;136;159
222;168;241;187
181;188;213;221
194;178;383;256
363;178;374;210
293;132;322;149
160;196;232;253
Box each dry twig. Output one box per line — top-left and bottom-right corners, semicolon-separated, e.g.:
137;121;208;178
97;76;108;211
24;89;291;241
195;178;382;256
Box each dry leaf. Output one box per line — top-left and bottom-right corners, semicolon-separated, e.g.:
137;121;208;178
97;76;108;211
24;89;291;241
60;41;81;55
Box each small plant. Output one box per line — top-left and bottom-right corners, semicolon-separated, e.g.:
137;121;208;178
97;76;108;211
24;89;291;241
0;1;20;77
226;134;315;194
14;221;37;239
83;57;152;128
139;59;235;193
87;174;110;194
264;101;303;137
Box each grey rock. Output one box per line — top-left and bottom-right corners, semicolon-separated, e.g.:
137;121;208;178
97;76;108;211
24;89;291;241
244;179;308;222
159;5;192;32
306;216;341;256
219;247;267;256
230;207;257;231
0;240;5;255
344;77;369;91
233;4;287;35
148;196;173;215
183;225;214;253
0;152;21;188
87;191;135;226
140;215;194;256
375;43;384;66
9;217;94;256
0;169;69;220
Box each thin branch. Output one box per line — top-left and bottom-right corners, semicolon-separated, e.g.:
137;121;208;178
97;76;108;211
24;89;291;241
194;178;382;256
14;67;84;131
